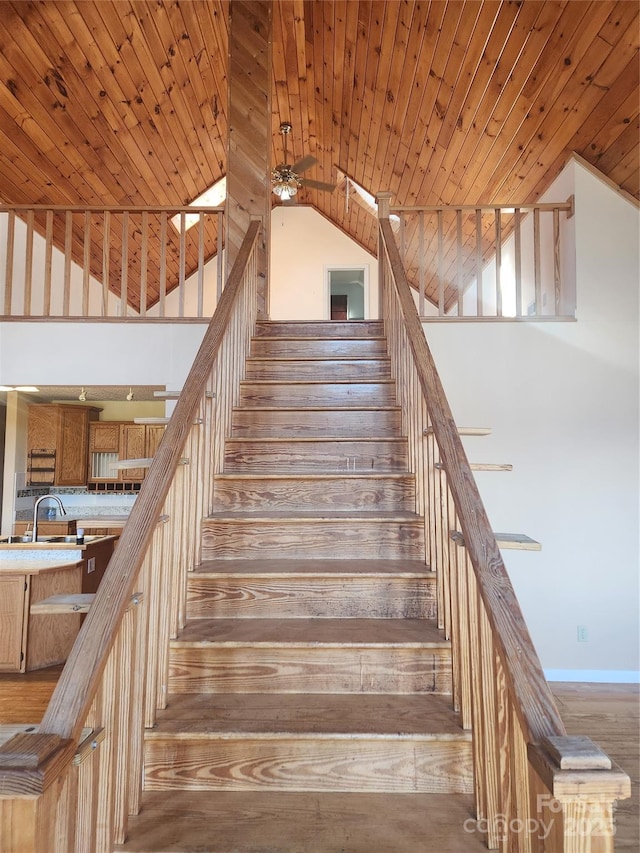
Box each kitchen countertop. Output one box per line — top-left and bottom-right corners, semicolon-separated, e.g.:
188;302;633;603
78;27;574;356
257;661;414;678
0;557;83;575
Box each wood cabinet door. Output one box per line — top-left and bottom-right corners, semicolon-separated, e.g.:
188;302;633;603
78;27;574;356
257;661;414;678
56;407;90;485
145;424;166;458
90;422;121;453
119;423;146;481
0;575;28;672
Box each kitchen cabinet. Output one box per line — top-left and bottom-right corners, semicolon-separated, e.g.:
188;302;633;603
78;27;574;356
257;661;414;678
0;536;116;671
89;422;165;484
28;404;101;486
13;520;77;537
0;564;82;672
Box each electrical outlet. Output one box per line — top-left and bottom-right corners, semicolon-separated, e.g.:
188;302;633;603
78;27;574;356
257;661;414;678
577;625;588;642
87;556;96;574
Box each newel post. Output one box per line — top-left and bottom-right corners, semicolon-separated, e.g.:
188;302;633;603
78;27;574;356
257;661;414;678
376;192;393;319
0;733;73;852
527;736;631;852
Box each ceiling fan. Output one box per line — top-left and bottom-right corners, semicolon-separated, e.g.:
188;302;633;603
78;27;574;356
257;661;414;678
271;122;336;201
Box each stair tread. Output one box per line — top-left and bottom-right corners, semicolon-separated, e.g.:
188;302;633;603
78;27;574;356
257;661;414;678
225;436;406;443
193;559;433;577
149;693;468;738
214;472;413;480
116;790;486;853
207;510;421;521
234;405;401;412
174;618;445;647
240;379;396;385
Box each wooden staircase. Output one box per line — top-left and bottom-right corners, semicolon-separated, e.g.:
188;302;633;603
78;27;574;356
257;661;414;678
119;321;481;851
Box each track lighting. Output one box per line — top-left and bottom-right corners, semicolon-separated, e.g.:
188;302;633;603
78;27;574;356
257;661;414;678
78;387;87;402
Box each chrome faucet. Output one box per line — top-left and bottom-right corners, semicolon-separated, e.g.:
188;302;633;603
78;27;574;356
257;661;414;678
32;495;67;542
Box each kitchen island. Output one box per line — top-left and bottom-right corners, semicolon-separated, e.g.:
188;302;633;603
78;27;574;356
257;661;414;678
0;536;116;672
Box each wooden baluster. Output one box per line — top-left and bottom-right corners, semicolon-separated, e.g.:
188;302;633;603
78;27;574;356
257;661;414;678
119;212;129;316
437;474;453;642
159;211;167;317
24;209;33;315
144;538;162;727
457;209;463;316
478;597;501;849
53;758;77;852
438;209;445;316
475;208;483;317
494;651;514;853
43;210;53;316
514;208;522;318
533;207;541;316
197;212;205;317
553;207;561;316
495;209;502;317
83;210;90;316
112;603;138;845
465;551;487;828
509;702;532;852
63;211;72;316
128;574;149;819
432;438;446;630
454;538;472;730
418;210;425;316
140;210;148;317
446;496;462;718
102;211;110;317
217;210;224;300
178;211;186;318
77;691;102;852
3;209;15;314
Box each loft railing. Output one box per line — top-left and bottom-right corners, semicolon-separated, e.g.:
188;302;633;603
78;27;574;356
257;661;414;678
389;196;575;320
0;204;225;319
0;220;262;852
376;195;629;851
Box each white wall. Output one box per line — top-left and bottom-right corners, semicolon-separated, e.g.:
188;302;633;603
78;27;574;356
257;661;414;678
425;159;639;681
270;206;378;320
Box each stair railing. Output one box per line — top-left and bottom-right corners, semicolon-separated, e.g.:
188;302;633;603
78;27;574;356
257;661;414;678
377;194;629;851
0;220;262;852
0;203;225;318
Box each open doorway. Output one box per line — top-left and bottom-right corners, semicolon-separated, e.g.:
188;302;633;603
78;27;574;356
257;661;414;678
326;267;368;320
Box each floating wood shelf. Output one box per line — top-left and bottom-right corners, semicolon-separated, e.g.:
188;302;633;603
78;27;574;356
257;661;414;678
451;531;541;551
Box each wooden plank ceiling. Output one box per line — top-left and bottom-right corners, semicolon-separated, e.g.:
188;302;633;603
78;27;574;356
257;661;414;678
0;0;637;309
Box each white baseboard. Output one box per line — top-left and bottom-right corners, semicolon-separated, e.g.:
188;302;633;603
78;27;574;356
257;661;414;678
544;669;640;684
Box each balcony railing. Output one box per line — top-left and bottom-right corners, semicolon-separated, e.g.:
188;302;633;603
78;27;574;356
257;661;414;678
0;204;224;319
385;196;576;320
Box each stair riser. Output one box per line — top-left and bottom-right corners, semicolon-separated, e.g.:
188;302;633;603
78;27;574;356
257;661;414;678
254;321;385;338
245;359;392;381
187;577;437;620
223;439;409;472
212;476;415;511
143;737;472;794
201;520;425;561
169;647;452;694
232;408;401;438
251;339;387;358
239;382;396;408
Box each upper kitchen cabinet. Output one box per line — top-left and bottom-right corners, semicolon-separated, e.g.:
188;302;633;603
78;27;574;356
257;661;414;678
89;421;166;484
28;404;101;486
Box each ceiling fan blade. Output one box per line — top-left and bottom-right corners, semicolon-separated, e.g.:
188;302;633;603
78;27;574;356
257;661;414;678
291;154;318;174
300;178;337;192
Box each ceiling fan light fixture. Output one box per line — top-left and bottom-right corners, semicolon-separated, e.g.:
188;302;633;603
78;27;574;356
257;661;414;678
271;168;300;200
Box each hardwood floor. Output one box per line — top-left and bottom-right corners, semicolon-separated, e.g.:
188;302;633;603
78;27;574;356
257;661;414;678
1;671;637;850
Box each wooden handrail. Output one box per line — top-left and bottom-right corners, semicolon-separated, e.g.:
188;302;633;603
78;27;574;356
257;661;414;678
39;220;261;743
378;215;564;744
